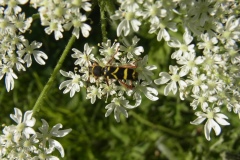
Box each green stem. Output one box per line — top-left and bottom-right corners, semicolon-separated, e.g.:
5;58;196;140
130;111;183;137
32;13;40;20
32;35;76;114
105;0;115;16
98;0;107;42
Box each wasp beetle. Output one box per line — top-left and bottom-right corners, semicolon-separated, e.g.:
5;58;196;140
89;62;138;89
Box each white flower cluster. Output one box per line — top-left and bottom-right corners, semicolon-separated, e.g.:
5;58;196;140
112;0;240;140
60;37;159;122
30;0;92;40
0;1;48;92
0;108;72;159
111;0;177;40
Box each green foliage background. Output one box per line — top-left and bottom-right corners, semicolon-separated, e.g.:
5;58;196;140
0;2;240;160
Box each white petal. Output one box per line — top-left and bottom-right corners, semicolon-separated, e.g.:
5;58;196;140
190;117;206;125
105;108;113;117
63;87;71;94
144;87;159;101
33;51;48;65
72;28;80;39
63;23;72;31
39;119;49;133
25;118;36;127
195;56;205;64
133;93;142;107
82;2;92;11
131;19;141;32
119;106;128;118
54;31;63;40
44;27;53;35
114;108;121;123
204;121;211;141
52;128;72;137
18;0;29;4
215;113;228;119
168;40;181;48
164;82;174;96
156;72;171;83
46;156;59;160
81;24;91;37
117;20;128;37
49;139;65;157
23;127;36;137
59;70;69;77
157;29;163;41
59;80;72;90
24;54;32;67
10;108;22;124
146;65;157;70
162;29;170;41
215;116;230;126
23;110;33;122
183;30;193;45
211;120;221;136
171;50;182;59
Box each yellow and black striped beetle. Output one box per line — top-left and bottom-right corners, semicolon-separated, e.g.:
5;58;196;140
89;63;138;89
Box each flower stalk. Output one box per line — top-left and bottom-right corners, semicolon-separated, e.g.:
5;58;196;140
98;0;107;42
32;35;76;114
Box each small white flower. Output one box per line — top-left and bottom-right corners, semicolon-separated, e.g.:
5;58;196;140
142;1;167;20
111;6;141;36
148;17;177;42
197;33;219;54
71;43;95;67
0;65;18;92
136;55;157;83
190;107;230;141
0;126;15;148
133;82;159;101
229;48;240;64
66;0;92;12
18;134;38;153
17;40;48;67
216;16;240;48
59;70;83;97
0;15;15;35
105;97;134;122
10;108;36;139
167;30;195;59
86;85;102;104
176;52;204;75
2;0;29;15
186;73;208;95
187;0;213;27
154;65;187;96
8;13;33;33
0;108;71;159
98;40;120;64
101;83;117;102
120;36;144;59
37;119;72;157
64;12;91;39
190;92;209;111
43;20;64;40
5;53;26;72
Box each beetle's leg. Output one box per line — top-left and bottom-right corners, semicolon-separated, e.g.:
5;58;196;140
118;80;133;90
